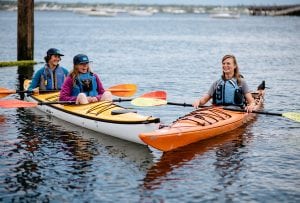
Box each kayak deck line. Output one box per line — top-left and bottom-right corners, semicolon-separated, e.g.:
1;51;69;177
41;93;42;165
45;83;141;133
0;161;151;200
172;107;232;126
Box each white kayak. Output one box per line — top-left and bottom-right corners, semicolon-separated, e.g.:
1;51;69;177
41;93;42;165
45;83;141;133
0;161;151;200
25;92;160;145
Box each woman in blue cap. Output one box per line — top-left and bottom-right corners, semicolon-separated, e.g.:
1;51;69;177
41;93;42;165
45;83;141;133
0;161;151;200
28;48;69;90
59;54;112;104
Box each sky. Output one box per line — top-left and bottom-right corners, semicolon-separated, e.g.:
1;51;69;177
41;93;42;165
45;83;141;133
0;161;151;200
34;0;300;6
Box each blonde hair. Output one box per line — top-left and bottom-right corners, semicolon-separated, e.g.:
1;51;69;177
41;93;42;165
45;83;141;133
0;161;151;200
221;54;242;85
69;64;91;86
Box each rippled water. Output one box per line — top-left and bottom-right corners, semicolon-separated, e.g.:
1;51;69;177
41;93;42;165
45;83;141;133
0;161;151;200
0;10;300;202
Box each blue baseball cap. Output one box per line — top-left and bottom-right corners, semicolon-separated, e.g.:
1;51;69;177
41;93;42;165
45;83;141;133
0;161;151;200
73;54;90;65
47;48;64;56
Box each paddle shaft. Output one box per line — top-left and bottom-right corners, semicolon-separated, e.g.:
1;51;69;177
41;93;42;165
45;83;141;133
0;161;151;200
17;90;58;94
37;98;132;105
159;103;295;121
166;102;209;108
164;102;283;116
1;83;136;98
223;107;282;116
166;101;193;107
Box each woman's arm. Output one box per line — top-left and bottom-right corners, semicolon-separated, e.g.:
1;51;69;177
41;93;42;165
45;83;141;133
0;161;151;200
59;77;77;101
28;68;43;90
94;74;105;101
193;94;211;108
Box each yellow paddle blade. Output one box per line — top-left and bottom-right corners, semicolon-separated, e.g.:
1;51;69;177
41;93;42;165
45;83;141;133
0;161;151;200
282;112;300;122
23;79;31;90
131;98;167;107
107;84;137;97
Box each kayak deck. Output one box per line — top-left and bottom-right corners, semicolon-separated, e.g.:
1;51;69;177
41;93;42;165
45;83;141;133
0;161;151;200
28;92;159;124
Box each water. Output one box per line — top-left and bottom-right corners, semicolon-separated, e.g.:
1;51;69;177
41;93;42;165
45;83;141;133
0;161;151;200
1;10;300;202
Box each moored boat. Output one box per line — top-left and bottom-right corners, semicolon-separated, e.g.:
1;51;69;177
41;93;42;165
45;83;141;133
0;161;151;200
210;12;240;19
25;92;160;144
139;84;265;151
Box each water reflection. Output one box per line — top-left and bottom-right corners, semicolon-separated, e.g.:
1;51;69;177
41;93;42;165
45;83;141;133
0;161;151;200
2;108;98;200
39;108;155;168
142;126;255;191
0;115;5;123
1;107;155;201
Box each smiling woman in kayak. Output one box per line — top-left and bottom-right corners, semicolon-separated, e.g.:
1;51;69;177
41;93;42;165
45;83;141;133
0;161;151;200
59;54;112;104
193;54;257;112
28;48;69;91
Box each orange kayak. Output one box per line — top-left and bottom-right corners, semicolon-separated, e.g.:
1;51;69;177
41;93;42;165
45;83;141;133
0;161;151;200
139;90;265;152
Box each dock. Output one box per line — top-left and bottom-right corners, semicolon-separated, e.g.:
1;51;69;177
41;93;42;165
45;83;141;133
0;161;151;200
248;5;300;16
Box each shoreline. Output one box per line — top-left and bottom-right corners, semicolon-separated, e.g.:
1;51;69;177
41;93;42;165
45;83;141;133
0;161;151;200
1;1;299;16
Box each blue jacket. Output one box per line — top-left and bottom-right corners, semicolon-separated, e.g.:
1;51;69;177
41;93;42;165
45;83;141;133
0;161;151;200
213;78;244;106
29;65;68;90
71;72;98;97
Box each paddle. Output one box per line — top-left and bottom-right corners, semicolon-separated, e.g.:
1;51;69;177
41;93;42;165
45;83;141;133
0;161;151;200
0;88;58;99
131;96;300;122
130;91;166;106
107;84;137;97
131;96;194;107
0;83;137;99
223;107;300;122
0;90;163;108
0;99;133;108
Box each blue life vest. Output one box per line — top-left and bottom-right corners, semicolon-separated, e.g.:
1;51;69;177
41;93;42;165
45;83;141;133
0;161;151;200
40;65;66;90
71;72;98;97
213;78;244;106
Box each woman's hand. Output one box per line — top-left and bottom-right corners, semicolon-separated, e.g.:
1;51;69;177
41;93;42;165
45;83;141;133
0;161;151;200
193;99;201;108
245;102;256;113
87;96;98;103
192;94;210;108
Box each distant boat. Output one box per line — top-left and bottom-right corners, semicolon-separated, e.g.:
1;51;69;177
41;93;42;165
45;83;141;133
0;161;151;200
209;0;240;19
129;10;154;16
210;12;240;19
74;8;116;17
87;10;117;17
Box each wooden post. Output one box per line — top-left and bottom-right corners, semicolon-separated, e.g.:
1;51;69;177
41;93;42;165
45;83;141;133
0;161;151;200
17;0;34;60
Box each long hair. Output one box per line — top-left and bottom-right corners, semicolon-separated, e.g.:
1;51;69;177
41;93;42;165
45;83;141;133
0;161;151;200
221;54;242;85
69;64;91;86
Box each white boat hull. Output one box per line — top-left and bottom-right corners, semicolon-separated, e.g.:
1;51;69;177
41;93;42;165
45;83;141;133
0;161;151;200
26;96;159;145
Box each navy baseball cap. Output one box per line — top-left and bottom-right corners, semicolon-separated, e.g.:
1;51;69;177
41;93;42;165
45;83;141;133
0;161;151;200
46;48;64;56
73;54;90;65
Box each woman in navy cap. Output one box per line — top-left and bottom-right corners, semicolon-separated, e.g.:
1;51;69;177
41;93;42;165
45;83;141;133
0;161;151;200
28;48;69;90
59;54;112;104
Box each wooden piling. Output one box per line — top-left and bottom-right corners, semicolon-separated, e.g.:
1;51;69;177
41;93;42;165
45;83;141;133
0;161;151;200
17;0;34;60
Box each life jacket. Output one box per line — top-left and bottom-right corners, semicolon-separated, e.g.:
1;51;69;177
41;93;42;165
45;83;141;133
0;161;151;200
212;78;244;106
71;72;98;97
40;65;66;90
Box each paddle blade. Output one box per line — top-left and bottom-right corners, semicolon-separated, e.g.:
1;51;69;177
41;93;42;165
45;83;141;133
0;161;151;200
0;88;16;98
107;84;137;97
282;112;300;122
0;100;38;108
131;98;167;107
23;79;31;90
140;90;166;100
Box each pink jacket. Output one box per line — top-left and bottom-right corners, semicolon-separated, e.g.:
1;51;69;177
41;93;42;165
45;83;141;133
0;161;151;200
59;73;105;101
